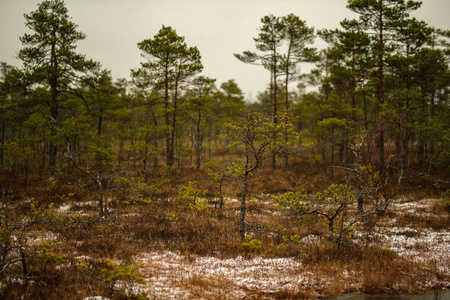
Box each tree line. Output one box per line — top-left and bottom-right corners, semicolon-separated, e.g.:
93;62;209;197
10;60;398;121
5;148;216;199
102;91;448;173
0;0;449;188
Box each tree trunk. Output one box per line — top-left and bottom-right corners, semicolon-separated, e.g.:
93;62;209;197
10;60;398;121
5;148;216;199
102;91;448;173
271;52;278;170
164;63;171;167
97;110;103;136
169;77;179;167
240;170;249;240
142;145;148;182
219;178;224;209
118;138;124;167
355;149;364;215
240;140;251;240
97;177;104;216
0;120;4;169
151;110;159;169
195;109;202;170
49;30;59;174
376;12;386;174
284;50;291;168
362;89;372;163
331;129;335;179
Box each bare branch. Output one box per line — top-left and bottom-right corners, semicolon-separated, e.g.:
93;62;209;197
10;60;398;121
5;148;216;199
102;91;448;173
434;179;450;187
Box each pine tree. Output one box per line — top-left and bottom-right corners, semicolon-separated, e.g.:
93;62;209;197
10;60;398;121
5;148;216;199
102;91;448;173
18;0;102;173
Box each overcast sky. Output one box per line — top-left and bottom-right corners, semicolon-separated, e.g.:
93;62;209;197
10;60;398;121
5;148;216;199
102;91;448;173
1;0;449;100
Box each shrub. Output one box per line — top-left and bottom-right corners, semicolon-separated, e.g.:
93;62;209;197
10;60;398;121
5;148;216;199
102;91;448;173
178;181;211;213
242;235;262;252
100;258;146;298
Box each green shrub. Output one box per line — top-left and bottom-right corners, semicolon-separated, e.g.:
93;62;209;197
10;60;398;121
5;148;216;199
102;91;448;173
178;181;211;213
242;235;262;252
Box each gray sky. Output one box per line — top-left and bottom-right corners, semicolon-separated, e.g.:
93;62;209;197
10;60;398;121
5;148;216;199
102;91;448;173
1;0;449;100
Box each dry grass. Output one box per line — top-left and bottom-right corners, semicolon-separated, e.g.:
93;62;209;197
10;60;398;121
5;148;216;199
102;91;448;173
0;161;449;299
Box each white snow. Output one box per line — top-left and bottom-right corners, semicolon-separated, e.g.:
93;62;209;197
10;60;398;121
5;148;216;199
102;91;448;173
132;198;449;298
136;251;305;298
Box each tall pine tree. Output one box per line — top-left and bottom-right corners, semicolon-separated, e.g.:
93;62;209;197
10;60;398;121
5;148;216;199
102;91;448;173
18;0;102;173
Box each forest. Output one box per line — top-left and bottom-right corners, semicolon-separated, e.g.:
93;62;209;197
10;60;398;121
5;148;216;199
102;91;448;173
0;0;449;299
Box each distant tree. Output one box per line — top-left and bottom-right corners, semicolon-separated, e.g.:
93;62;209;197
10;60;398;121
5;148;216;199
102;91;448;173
0;64;20;170
279;15;316;166
218;79;245;122
280;14;316;112
235;15;286;170
127;82;165;172
17;0;102;173
319;18;372;128
83;73;122;137
319;19;372;167
386;18;433;181
413;47;449;171
133;26;203;167
234;14;285;128
346;0;423;173
184;76;216;170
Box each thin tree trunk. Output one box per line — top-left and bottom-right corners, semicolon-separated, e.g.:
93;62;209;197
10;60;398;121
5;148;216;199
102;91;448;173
98;180;104;216
169;78;179;167
97;110;103;136
0;120;4;169
195;109;201;170
240;140;251;240
219;177;224;209
271;52;278;170
151;110;159;169
284;47;291;168
164;63;171;167
240;170;249;240
362;89;372;164
354;147;364;215
376;11;385;174
49;29;58;174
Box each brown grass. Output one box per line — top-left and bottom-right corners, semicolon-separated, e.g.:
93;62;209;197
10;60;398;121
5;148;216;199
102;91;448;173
0;159;448;299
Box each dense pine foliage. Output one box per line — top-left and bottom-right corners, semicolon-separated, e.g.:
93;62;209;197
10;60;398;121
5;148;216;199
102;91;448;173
0;1;449;298
1;0;448;184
